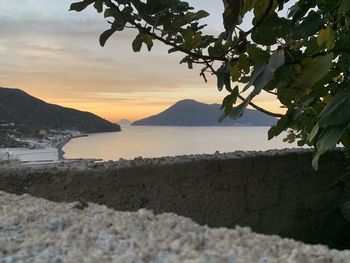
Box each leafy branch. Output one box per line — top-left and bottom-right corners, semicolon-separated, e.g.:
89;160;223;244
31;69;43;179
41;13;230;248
103;0;227;62
70;0;350;169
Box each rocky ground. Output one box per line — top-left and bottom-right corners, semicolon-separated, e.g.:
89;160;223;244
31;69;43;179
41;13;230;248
1;191;350;263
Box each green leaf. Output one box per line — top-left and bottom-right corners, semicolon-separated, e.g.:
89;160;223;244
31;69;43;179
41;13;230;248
219;86;240;122
192;33;202;48
305;38;322;57
293;53;333;90
146;0;162;13
216;64;226;91
208;41;226;57
252;13;292;45
99;27;118;47
143;35;154;51
317;27;335;49
104;8;116;18
338;0;350;14
288;4;300;18
171;10;209;28
292;11;324;39
195;10;210;20
308;123;319;143
283;132;296;143
238;54;250;74
230;63;240;82
266;65;292;92
228;50;285;121
247;44;270;65
253;0;277;22
228;96;252;119
335;33;350;53
312;124;348;170
242;0;258;14
180;56;193;69
93;0;103;13
216;63;231;92
268;118;287;140
112;15;128;31
319;87;350;127
69;0;94;12
132;34;143;52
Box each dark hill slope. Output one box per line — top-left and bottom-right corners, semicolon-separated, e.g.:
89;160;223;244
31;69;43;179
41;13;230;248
132;99;277;126
0;87;120;133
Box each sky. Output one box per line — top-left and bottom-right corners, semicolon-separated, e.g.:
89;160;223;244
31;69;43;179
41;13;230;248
0;0;282;122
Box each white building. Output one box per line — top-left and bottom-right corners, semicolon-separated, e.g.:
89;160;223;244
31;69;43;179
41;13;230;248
0;147;59;163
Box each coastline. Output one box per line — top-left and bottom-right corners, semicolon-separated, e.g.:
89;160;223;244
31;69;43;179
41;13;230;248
56;136;72;160
56;134;90;160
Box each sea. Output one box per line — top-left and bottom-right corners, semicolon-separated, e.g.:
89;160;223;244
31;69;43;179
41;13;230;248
63;126;299;161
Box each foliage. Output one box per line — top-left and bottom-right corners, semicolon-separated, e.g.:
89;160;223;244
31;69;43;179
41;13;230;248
70;0;350;169
0;129;27;148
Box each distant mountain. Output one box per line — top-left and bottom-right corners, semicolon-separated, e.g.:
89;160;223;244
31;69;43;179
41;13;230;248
0;87;121;133
132;99;277;126
117;119;132;125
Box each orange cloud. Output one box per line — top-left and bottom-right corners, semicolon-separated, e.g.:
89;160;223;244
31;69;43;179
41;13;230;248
0;0;283;122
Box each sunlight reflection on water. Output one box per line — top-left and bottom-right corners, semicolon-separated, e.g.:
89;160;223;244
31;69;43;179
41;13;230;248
63;126;298;161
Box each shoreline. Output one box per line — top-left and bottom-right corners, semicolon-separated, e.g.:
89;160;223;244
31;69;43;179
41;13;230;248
56;134;90;160
2;148;321;171
56;136;72;160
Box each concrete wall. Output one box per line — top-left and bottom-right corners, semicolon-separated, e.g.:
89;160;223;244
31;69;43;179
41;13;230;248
1;149;350;248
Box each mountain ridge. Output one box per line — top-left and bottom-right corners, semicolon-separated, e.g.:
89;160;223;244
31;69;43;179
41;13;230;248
132;99;277;126
0;87;121;133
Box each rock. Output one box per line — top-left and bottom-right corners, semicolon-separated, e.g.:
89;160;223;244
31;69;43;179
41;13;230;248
341;201;350;221
1;191;350;262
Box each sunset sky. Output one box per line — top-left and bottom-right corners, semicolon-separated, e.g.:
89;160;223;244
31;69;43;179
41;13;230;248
1;0;282;122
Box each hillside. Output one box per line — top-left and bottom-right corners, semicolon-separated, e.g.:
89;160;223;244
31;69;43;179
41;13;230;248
0;87;121;133
132;99;277;126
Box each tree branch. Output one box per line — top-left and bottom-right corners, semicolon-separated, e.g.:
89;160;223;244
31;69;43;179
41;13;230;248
201;60;283;118
266;90;277;95
104;0;227;62
238;95;284;118
140;28;227;61
223;0;274;57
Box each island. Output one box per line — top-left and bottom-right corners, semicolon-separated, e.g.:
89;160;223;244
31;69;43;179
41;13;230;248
132;99;278;126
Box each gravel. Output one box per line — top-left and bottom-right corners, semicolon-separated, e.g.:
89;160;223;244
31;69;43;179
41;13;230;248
1;191;350;263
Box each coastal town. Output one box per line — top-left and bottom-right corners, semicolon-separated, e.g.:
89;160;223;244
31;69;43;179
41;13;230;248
0;120;86;164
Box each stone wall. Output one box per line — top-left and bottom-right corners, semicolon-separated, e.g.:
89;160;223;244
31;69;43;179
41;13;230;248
1;149;350;248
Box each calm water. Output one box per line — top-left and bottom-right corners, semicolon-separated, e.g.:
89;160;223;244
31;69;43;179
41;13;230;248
63;126;297;161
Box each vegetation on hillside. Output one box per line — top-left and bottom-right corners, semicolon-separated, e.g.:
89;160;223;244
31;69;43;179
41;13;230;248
0;87;121;134
0;129;27;148
70;0;350;168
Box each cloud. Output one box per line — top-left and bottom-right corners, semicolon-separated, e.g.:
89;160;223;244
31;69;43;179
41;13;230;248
0;0;282;120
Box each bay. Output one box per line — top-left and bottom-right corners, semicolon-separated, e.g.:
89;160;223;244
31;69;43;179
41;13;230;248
63;126;298;161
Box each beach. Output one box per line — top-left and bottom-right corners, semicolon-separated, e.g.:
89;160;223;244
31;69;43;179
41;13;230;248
55;136;72;160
